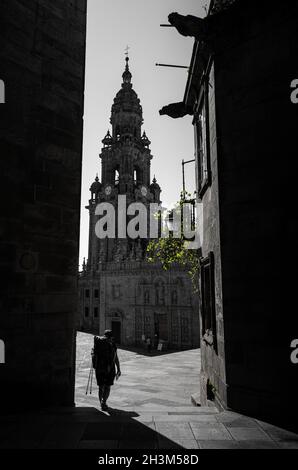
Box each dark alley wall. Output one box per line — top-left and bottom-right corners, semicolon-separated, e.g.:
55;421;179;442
0;0;87;408
185;0;298;424
214;0;298;421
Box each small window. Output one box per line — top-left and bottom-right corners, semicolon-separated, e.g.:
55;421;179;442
94;289;99;299
94;307;99;318
171;290;178;305
85;289;90;299
200;252;217;352
115;169;120;184
0;79;5;104
85;307;89;318
144;291;150;305
112;285;120;299
194;82;211;198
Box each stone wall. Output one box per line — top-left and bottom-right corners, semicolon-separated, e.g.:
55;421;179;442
214;0;298;421
190;0;298;423
0;0;87;409
198;64;227;408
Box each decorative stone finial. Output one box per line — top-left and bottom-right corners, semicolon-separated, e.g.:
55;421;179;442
142;131;151;147
102;130;113;146
122;55;132;84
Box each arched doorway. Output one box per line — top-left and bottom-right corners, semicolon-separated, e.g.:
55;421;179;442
111;320;121;345
154;312;168;342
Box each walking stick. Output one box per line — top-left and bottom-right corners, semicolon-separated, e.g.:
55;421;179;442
85;360;93;395
90;365;94;395
85;365;91;395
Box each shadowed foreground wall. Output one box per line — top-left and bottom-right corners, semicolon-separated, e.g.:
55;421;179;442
193;0;298;424
216;0;298;421
0;0;87;409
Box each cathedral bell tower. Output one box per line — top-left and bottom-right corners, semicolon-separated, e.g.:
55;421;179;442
86;56;162;268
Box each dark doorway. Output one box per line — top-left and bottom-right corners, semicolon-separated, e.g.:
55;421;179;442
154;314;168;341
111;321;121;345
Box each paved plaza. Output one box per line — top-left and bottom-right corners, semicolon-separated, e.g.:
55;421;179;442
75;332;201;410
0;332;297;449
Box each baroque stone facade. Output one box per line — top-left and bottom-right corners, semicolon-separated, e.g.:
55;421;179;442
79;262;198;350
78;58;200;350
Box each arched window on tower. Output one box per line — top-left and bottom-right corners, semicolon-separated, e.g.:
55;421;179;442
114;169;120;185
134;167;143;186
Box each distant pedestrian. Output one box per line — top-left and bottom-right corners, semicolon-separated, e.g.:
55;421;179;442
146;336;152;353
92;330;121;411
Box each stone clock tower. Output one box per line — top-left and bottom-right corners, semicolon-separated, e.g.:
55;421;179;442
86;56;162;267
79;57;199;350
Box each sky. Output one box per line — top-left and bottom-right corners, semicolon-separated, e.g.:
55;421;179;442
80;0;209;265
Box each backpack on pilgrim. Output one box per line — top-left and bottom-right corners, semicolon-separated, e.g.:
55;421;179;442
92;335;115;374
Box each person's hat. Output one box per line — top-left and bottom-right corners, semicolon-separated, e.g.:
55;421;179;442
104;329;113;338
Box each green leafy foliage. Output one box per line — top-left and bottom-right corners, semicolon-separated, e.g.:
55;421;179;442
146;194;200;292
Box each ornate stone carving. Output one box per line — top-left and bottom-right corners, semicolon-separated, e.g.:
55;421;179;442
168;12;208;41
135;239;143;261
98;243;106;263
129;244;136;260
159;102;193;119
113;241;122;262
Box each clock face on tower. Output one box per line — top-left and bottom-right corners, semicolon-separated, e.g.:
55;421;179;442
105;185;112;196
141;186;148;197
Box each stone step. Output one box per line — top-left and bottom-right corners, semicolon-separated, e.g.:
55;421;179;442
119;406;219;414
45;405;219;416
191;392;201;406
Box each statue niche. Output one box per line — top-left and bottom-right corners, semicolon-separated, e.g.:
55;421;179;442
155;281;165;306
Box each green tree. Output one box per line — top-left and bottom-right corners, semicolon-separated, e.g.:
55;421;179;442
146;194;200;292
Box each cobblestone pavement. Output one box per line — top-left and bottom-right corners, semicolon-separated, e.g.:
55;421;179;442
75;332;201;409
0;332;297;449
72;333;298;449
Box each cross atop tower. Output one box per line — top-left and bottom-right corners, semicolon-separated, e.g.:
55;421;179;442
125;45;130;58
